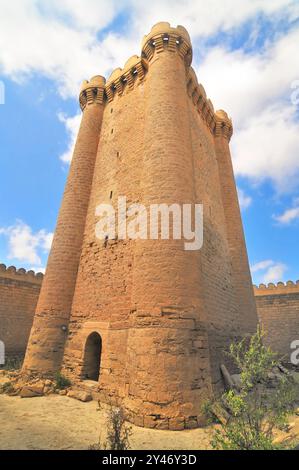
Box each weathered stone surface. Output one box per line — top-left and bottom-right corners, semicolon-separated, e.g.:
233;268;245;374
210;403;230;425
20;385;44;398
0;266;43;359
67;390;92;402
231;374;242;390
255;282;299;358
169;417;185;431
21;21;260;430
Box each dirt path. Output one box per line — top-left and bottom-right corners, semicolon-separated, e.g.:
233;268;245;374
0;394;298;450
0;394;213;450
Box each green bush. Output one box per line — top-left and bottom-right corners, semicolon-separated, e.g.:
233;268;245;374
207;327;298;450
89;405;132;450
0;381;14;395
54;372;71;390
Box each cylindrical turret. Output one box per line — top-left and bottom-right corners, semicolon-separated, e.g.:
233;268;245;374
214;110;257;333
23;76;106;373
125;23;212;430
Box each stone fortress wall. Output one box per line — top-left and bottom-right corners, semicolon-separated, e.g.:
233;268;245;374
254;281;299;360
1;268;297;365
1;21;296;431
0;264;43;359
22;22;258;430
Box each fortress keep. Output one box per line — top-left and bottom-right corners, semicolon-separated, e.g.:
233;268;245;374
22;22;258;429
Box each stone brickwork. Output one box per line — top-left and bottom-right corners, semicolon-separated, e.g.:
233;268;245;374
0;264;43;358
254;281;299;360
23;22;258;430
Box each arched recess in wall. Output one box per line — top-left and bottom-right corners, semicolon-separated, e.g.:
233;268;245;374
82;332;102;381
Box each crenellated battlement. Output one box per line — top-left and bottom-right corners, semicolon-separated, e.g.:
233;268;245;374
141;22;192;65
0;263;44;284
254;280;299;296
186;67;217;135
215;110;233;141
105;55;148;102
78;22;233;141
79;75;106;111
254;280;299;356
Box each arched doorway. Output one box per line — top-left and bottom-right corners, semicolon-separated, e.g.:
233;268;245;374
82;332;102;381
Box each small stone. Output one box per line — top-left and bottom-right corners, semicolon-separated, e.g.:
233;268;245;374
20;385;44;398
211;403;230;425
67;389;92;402
231;374;242;390
169;417;185;430
59;389;67;396
0;380;12;389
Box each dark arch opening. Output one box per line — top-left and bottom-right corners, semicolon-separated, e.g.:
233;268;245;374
82;332;102;381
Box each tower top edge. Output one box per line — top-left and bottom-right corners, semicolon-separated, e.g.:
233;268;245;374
254;280;299;295
141;22;191;49
215;109;232;122
80;75;106;93
106;55;144;85
0;263;44;283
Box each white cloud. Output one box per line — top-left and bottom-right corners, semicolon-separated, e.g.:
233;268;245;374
0;0;298;189
237;187;252;210
251;260;274;273
261;263;288;284
0;0;135;98
0;1;297;98
0;220;53;266
273;202;299;224
130;0;297;39
251;259;288;283
46;0;121;30
58;112;81;163
28;266;46;274
233;105;299;191
199;25;299;191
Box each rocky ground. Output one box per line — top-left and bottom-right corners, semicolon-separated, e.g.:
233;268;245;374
0;394;214;450
0;373;298;450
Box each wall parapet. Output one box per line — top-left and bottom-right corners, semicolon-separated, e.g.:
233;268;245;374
254;280;299;296
105;56;148;102
77;22;234;143
141;22;192;66
186;67;217;135
0;264;44;284
215;110;233;141
79;75;106;111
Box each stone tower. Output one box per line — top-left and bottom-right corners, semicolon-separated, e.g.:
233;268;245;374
23;22;258;430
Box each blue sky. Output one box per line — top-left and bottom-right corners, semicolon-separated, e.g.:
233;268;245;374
0;0;299;285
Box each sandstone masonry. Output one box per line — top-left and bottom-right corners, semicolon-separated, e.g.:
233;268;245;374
2;270;298;369
254;281;299;359
22;22;258;430
0;264;43;359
